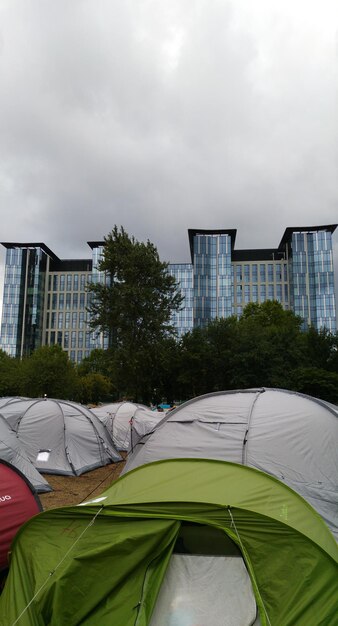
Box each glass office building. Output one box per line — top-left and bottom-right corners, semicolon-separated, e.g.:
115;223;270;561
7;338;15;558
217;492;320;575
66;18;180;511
284;229;336;332
1;225;336;360
1;244;50;358
190;230;234;328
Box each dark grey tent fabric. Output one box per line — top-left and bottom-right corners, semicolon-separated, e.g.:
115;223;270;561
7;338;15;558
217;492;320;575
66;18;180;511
0;398;121;476
124;388;338;539
0;414;51;493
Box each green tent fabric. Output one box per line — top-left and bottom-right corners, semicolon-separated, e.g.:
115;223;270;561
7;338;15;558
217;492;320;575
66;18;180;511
0;459;337;626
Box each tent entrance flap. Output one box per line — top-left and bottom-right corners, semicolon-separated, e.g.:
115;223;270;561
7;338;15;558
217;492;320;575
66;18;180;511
149;554;260;626
148;523;261;626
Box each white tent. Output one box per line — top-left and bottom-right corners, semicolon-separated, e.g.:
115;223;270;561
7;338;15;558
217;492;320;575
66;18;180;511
0;414;51;492
91;401;164;451
124;388;338;539
0;398;121;475
0;397;29;409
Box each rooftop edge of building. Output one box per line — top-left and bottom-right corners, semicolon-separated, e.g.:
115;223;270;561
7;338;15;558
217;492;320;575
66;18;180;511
2;224;337;266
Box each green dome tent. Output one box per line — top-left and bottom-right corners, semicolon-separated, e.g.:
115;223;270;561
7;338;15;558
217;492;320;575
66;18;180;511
0;459;337;626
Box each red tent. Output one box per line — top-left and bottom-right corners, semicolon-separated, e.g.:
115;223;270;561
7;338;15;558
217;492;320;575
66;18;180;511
0;460;42;571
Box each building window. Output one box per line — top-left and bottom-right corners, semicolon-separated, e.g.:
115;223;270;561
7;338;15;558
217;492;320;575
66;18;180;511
260;285;266;302
284;284;289;302
236;285;242;302
244;285;250;303
65;312;70;329
252;284;258;302
80;274;86;290
79;312;85;329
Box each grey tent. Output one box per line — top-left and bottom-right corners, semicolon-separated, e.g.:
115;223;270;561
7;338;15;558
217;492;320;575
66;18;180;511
0;397;29;409
91;401;164;451
124;388;338;539
0;414;51;492
0;398;121;475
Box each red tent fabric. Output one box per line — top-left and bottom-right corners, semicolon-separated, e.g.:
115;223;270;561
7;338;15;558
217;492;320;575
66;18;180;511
0;460;42;570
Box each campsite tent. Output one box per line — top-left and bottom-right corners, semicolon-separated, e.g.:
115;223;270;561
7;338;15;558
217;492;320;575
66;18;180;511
0;414;51;493
91;401;164;451
123;388;338;539
0;397;28;409
0;398;121;475
0;459;42;571
0;459;337;625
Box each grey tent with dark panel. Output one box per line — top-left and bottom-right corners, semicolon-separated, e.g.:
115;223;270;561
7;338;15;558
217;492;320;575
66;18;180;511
0;398;121;475
0;414;51;492
124;388;338;539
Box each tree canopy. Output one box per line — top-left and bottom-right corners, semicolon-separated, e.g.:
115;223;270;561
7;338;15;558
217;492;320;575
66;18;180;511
1;300;338;406
20;345;79;399
85;226;183;401
87;226;183;350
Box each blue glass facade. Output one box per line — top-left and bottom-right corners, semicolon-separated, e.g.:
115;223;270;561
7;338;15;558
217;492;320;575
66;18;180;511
288;230;336;332
0;225;336;360
1;246;47;357
192;233;233;327
168;263;193;336
88;245;109;350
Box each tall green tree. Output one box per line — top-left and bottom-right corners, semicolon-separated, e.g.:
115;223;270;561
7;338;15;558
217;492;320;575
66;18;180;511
231;301;305;389
292;367;338;404
0;350;22;396
86;226;183;400
20;345;79;399
87;226;183;348
78;372;112;405
303;326;338;371
177;327;213;398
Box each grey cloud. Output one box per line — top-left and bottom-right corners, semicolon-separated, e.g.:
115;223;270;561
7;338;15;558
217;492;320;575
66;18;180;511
0;0;337;286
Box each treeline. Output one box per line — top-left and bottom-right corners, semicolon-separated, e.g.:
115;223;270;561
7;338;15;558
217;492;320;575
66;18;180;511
1;301;338;405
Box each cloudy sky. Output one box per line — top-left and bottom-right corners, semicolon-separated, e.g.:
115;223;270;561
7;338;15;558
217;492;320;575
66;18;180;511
0;0;338;297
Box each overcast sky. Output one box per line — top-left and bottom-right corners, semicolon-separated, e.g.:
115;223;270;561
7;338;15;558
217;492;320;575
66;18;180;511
0;0;337;302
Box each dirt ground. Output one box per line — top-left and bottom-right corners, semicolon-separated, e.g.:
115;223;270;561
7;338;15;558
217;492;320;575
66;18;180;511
39;455;126;510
